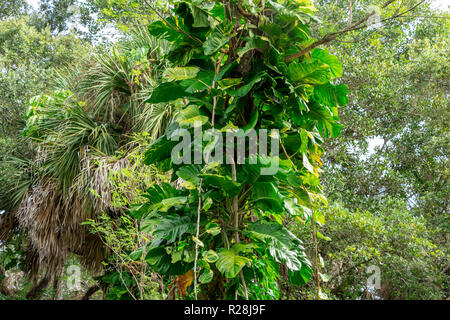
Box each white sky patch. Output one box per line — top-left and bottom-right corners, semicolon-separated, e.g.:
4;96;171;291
368;136;384;154
27;0;39;10
431;0;450;10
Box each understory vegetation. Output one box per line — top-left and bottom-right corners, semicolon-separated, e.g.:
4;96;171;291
0;0;448;300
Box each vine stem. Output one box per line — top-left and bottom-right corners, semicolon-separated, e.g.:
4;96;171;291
193;52;226;300
193;179;203;300
229;155;249;300
305;191;321;300
280;141;321;299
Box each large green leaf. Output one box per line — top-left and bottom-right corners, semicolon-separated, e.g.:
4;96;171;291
129;247;145;261
288;265;313;286
153;214;195;244
314;83;349;107
146;82;188;104
335;84;349;106
199;268;214;283
311;48;343;78
307;101;342;138
249;220;295;247
143;183;178;204
227;72;266;98
160;196;188;212
251;182;284;213
216;248;251;278
176;164;201;185
248;220;304;271
175;105;209;127
203;249;219;263
218;78;242;89
148;20;181;42
163;67;200;81
143;133;177;165
302;152;314;173
203;29;231;56
179;70;215;93
287;60;330;85
188;3;211;28
199;173;242;197
137;183;182;219
236;36;269;58
145;246;171;273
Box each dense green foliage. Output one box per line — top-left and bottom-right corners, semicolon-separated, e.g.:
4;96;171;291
312;0;449;299
0;0;448;301
0;16;87;210
133;0;348;300
289;200;446;299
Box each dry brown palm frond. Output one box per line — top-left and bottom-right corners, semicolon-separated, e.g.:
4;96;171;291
23;246;41;283
0;210;16;242
15;178;105;278
77;233;108;273
16;182;68;278
10;139;158;279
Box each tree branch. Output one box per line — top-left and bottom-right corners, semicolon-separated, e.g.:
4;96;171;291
284;0;400;63
81;284;101;300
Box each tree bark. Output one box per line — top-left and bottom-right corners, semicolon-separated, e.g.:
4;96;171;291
26;274;51;299
81;284;101;300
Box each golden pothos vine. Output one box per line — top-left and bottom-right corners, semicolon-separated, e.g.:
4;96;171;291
129;0;348;300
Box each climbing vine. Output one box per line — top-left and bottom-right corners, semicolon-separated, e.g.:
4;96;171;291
130;0;348;300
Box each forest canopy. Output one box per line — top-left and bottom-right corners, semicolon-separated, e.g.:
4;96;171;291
0;0;448;301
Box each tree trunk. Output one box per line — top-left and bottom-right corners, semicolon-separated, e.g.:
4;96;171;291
26;274;51;299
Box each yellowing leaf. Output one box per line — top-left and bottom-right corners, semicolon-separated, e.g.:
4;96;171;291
163;67;200;81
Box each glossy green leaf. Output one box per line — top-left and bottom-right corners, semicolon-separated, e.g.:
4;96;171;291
199;268;214;284
288;265;312;286
288;60;330;85
199;173;242;197
311;48;343;78
203;249;219;263
143;134;177;165
216;248;251;278
203;29;231;55
236;36;269;58
175;105;209;127
205;222;221;236
176;165;201;185
146;82;188;104
148;20;181;42
314;83;349;107
251;182;284;213
189;4;210;28
153;214;195;244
